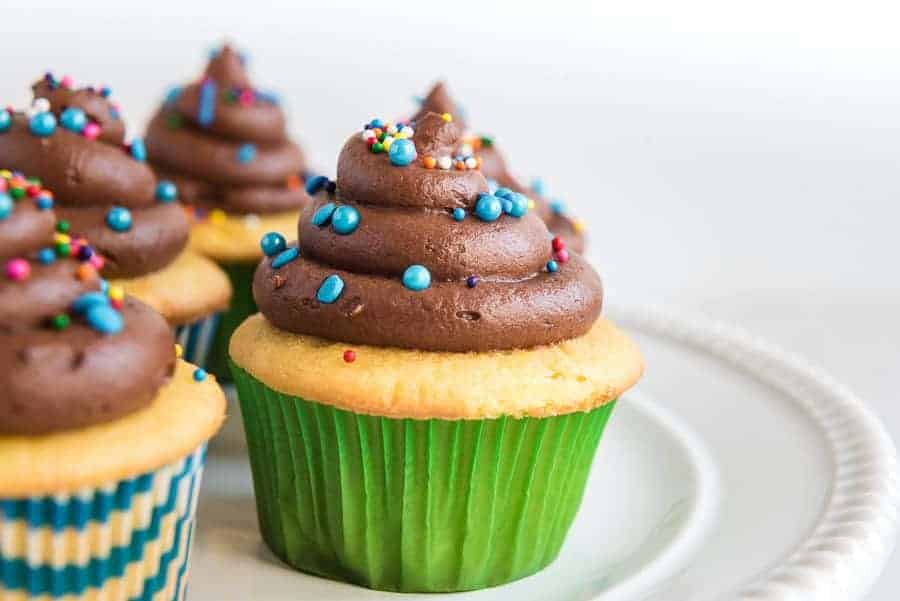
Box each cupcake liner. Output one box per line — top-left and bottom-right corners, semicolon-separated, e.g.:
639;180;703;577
0;445;206;601
204;262;257;381
174;314;221;370
231;363;616;593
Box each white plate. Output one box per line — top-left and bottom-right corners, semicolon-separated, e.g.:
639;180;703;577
190;305;899;601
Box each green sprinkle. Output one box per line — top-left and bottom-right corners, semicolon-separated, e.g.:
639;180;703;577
371;142;384;154
480;136;494;148
56;220;69;233
51;313;70;330
10;187;24;199
55;242;71;257
166;114;183;129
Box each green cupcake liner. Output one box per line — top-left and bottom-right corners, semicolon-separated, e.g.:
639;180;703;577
231;363;616;592
205;261;258;381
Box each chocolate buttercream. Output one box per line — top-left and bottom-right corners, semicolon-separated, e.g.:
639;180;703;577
0;172;175;435
0;76;190;278
253;113;602;352
145;44;310;215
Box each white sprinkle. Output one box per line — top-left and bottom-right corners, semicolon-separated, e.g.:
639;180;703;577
361;129;375;141
402;126;415;138
243;214;261;229
459;143;473;157
465;157;478;169
386;124;398;135
437;156;452;170
33;98;51;113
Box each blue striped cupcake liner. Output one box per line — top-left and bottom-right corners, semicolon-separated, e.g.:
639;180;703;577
174;314;221;370
0;445;206;601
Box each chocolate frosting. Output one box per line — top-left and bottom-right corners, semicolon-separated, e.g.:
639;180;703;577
0;77;190;278
414;82;585;253
145;44;311;215
253;113;603;352
0;173;175;435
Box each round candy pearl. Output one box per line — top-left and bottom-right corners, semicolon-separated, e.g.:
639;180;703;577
331;205;360;235
130;138;147;162
546;260;559;273
507;193;529;218
0;192;12;220
402;265;431;291
36;195;53;210
82;122;101;140
551;236;565;252
60;107;87;133
193;368;208;382
32;98;50;114
5;258;30;281
29;112;56;137
37;247;56;265
437;156;452;170
500;198;512;214
557;249;570;263
312;202;336;227
466;275;478;288
305;174;329;195
237;143;257;164
317;274;345;304
86;304;124;335
271;247;300;269
388;138;417;166
106;206;132;232
343;349;356;363
452;208;466;222
155;180;177;202
0;109;12;133
260;232;287;257
474;193;502;222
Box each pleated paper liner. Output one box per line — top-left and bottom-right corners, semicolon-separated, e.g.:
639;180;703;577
204;262;257;381
231;363;616;593
0;445;206;601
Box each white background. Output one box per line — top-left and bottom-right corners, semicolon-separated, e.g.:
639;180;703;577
1;1;898;598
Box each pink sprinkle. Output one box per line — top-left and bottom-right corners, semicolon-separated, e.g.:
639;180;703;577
556;249;570;263
60;75;74;89
0;180;7;192
238;89;255;106
83;122;101;140
90;255;104;269
5;258;30;281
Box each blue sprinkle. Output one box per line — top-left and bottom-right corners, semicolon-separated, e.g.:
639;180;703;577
106;206;132;232
311;202;336;227
305;174;329;195
130;138;147;162
331;205;360;235
474;193;502;222
155;180;178;203
260;232;287;257
0;109;11;132
99;279;109;293
29;112;56;137
36;195;53;210
546;260;559;273
452;207;466;222
369;118;384;129
466;275;478;288
165;86;183;105
317;274;345;304
549;199;566;215
72;291;110;314
109;107;120;120
500;198;513;214
494;187;514;199
198;79;217;127
193;368;208;382
507;192;529;218
37;247;56;264
388;138;417;166
77;245;93;260
271;247;299;269
237;143;257;164
100;86;112;98
402;264;431;291
0;192;11;220
59;107;87;133
531;178;546;196
486;178;498;194
86;304;123;335
412;94;424;105
256;90;280;105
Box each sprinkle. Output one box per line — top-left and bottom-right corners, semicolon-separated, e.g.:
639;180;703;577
506;193;529;218
156;180;178;202
552;237;565;252
0;109;11;132
56;220;69;233
51;313;70;331
165;86;183;105
388;138;417;166
423;156;436;169
549;199;566;215
466;275;478;288
531;178;546;196
30;98;51;115
166;114;183;129
454;160;466;171
209;208;227;225
5;258;30;281
175;344;183;358
260;232;287;257
0;192;11;220
343;349;356;363
305;175;329;196
371;142;384;154
382;136;395;151
474;193;502;222
108;286;124;302
72;291;109;313
331;205;360;235
452;207;466;222
75;263;95;281
546;260;559;273
58;107;87;133
286;174;302;190
317;274;345;304
130;138;147;161
441;113;453;122
312;202;337;226
271;247;300;268
37;248;55;264
100;86;112;98
198;78;217;127
237;143;257;164
193;368;208;382
106;206;132;232
557;248;570;263
572;218;585;234
238;88;255;106
437;156;452;170
55;242;70;257
402;264;431;291
480;136;494;148
82;122;101;140
495;187;513;199
35;194;53;210
29;112;56;137
86;304;123;334
464;157;478;170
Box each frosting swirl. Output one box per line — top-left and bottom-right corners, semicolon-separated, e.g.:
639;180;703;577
0;75;189;278
253;113;602;352
145;45;310;215
0;171;175;435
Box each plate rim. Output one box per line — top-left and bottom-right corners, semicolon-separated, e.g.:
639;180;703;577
607;303;900;600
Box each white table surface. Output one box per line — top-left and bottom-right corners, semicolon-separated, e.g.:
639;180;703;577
0;2;897;597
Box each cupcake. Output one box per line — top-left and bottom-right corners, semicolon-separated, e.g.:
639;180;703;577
0;169;226;600
0;75;232;369
412;81;586;253
145;44;311;379
229;112;643;591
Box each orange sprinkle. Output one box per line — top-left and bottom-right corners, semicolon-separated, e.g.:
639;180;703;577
455;161;466;170
286;174;301;190
75;264;95;281
423;156;436;169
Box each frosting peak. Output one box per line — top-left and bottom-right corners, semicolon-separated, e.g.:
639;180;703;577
204;44;251;88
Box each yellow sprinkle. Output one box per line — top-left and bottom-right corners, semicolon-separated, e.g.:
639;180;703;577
108;285;125;301
573;218;585;233
175;344;183;358
528;198;536;210
395;131;408;139
54;233;71;244
209;209;227;225
441;113;453;122
0;170;10;178
383;138;394;150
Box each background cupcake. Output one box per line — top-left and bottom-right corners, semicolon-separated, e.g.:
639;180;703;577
412;81;586;253
0;169;226;600
0;76;231;368
230;112;642;592
145;44;312;379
